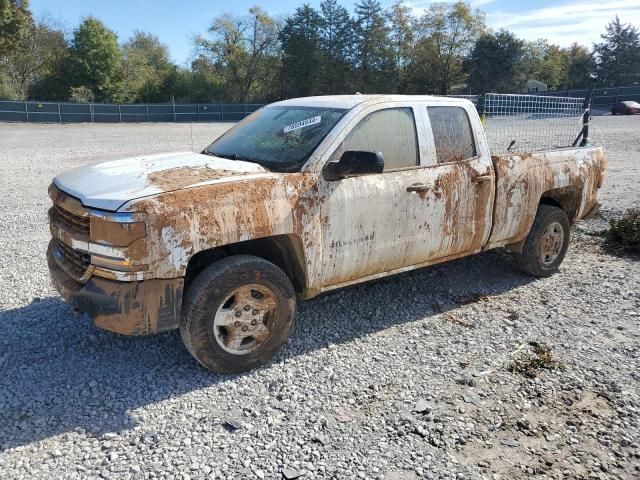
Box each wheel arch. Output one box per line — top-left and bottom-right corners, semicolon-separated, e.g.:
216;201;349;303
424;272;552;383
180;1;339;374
184;234;308;296
539;186;581;224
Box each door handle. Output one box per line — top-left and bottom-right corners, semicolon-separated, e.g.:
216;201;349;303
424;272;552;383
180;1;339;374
472;174;492;184
407;183;431;193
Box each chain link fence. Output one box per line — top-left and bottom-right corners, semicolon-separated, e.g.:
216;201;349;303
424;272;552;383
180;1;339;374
482;93;588;154
0;101;265;123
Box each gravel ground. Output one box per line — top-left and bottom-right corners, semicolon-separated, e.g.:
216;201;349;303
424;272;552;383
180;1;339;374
0;118;639;480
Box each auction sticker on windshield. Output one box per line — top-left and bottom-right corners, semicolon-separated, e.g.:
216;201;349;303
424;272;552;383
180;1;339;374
284;116;321;133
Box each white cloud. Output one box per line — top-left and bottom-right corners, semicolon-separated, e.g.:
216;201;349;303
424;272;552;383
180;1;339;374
402;0;640;47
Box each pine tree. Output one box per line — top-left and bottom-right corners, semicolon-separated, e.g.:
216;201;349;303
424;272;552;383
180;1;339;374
279;5;324;98
594;16;640;86
318;0;356;94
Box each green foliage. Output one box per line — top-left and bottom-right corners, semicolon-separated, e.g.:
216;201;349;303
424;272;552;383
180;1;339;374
563;43;593;89
0;0;32;56
594;16;640;86
69;17;122;102
195;6;281;102
2;19;68;99
608;209;640;253
417;1;485;94
0;2;638;103
280;5;324;98
318;0;356;94
354;0;394;92
121;31;173;102
467;30;525;93
520;40;568;90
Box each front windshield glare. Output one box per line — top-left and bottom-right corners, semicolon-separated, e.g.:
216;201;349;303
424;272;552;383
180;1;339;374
205;106;347;172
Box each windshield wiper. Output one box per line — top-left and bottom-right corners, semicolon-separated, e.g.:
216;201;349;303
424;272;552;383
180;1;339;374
203;150;243;160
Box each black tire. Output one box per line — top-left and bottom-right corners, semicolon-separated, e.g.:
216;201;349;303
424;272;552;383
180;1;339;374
180;255;296;374
515;205;570;277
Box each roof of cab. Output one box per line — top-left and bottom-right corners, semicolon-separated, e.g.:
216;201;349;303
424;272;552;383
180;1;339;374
269;94;472;110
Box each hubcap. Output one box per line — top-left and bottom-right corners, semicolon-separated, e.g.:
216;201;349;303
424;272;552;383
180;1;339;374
540;221;564;266
213;284;277;355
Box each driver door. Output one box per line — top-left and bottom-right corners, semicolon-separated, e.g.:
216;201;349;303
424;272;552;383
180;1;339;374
316;106;435;287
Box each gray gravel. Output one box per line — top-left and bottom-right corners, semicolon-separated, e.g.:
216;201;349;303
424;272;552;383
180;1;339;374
0;118;639;480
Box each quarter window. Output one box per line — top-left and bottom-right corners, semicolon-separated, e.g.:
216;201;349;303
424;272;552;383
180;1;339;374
334;108;419;171
428;106;477;164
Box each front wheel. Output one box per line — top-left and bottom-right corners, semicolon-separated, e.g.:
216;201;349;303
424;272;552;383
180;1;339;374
515;205;570;277
180;255;296;374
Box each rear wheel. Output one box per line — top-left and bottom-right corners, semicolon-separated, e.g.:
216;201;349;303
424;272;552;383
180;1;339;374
515;205;570;277
180;255;296;373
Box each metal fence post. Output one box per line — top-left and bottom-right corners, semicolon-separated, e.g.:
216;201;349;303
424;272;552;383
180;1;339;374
220;102;223;122
24;101;29;122
146;104;149;122
90;103;94;122
172;102;176;122
118;104;122;123
57;102;62;123
244;102;247;118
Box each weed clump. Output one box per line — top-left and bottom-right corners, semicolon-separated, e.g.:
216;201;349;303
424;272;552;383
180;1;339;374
607;208;640;253
508;341;565;378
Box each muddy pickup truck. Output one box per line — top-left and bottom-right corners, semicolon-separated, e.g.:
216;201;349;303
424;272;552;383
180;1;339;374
47;95;606;373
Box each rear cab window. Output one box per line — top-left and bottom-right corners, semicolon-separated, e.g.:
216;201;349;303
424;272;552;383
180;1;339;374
427;106;477;164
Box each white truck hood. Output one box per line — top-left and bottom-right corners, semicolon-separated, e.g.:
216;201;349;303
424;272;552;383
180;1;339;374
53;151;268;211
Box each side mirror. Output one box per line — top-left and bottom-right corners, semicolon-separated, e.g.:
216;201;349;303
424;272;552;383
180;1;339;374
323;150;384;180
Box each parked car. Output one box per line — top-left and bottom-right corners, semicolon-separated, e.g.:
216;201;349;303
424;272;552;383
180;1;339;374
611;101;640;115
47;95;607;373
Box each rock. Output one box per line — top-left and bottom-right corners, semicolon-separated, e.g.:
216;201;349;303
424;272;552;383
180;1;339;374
282;467;303;479
414;399;433;413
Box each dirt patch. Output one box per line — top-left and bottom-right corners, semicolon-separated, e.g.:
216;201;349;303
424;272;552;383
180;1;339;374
146;166;243;191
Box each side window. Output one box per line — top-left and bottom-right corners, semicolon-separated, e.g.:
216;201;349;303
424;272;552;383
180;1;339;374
427;106;477;164
333;107;419;171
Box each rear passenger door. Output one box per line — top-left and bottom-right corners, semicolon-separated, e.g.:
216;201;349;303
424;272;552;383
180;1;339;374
417;104;495;258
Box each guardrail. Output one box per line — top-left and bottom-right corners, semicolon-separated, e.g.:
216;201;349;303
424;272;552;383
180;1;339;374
0;101;266;123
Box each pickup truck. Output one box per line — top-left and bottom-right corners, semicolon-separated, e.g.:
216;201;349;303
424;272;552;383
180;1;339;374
47;95;607;373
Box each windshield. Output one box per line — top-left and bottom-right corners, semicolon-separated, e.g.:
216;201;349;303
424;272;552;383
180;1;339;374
204;106;347;172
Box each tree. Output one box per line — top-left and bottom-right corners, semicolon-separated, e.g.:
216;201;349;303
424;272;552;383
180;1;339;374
2;19;68;99
121;31;173;102
594;16;640;86
417;1;485;94
195;6;281;102
68;17;122;102
467;30;524;93
318;0;355;94
0;0;32;56
563;43;593;89
279;5;324;98
520;40;568;90
404;36;441;94
354;0;394;93
386;1;414;91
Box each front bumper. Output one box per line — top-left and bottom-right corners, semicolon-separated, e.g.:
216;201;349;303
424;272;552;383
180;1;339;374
47;240;183;335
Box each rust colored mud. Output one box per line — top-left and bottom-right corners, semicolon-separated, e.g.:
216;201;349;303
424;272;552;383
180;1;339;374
147;166;245;191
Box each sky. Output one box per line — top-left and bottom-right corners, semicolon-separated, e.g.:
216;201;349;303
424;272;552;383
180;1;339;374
29;0;640;64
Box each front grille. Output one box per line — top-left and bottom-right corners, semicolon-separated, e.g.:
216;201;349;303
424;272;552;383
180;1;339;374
50;203;90;235
54;239;91;281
